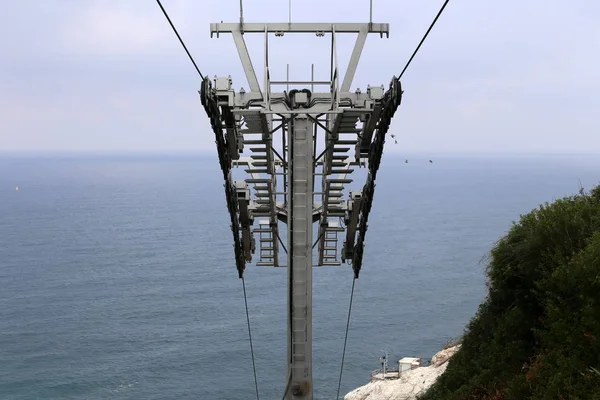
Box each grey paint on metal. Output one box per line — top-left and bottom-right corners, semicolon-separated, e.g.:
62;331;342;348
211;22;389;35
331;25;339;111
340;28;369;92
287;116;314;399
270;80;331;85
264;26;271;110
231;31;261;93
224;91;374;106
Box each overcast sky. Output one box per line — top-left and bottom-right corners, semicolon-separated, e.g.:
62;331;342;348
1;0;599;154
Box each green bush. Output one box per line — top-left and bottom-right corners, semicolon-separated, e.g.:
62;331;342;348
420;185;600;400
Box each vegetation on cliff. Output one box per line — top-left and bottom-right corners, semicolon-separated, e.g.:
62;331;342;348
420;185;600;400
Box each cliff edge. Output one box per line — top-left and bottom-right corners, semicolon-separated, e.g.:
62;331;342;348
344;345;461;400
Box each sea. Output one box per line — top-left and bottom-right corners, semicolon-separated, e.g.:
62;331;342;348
1;152;598;400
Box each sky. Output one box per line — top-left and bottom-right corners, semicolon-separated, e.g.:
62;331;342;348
1;0;599;154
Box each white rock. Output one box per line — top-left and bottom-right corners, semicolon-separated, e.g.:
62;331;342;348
431;344;461;367
344;345;461;400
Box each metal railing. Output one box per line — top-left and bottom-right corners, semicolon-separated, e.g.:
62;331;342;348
369;358;433;381
370;367;400;381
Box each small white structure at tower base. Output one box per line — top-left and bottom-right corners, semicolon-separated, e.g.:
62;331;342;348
398;357;421;372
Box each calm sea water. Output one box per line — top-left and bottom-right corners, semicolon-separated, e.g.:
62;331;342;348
0;153;598;400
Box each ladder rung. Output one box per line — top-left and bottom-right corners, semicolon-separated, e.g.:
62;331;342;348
330;169;354;174
331;154;348;160
245;169;269;173
246;179;271;183
327;179;353;184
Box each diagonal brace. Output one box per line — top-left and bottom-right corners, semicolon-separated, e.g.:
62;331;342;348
232;31;262;93
341;28;368;92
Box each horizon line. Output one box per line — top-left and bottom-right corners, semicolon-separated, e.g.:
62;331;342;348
1;150;600;158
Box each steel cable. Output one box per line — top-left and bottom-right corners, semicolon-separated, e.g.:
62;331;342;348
336;277;356;400
242;278;260;400
397;0;451;80
156;0;205;79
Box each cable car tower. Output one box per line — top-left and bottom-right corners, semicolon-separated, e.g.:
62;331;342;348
199;7;402;400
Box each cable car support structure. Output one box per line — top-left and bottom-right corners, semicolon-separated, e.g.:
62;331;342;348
156;0;451;398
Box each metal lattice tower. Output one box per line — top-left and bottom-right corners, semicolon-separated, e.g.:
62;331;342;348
200;18;402;400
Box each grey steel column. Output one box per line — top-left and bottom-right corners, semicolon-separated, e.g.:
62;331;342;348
286;116;314;399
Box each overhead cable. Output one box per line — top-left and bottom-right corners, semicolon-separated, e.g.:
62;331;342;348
336;277;357;400
156;0;205;79
242;278;261;400
398;0;451;80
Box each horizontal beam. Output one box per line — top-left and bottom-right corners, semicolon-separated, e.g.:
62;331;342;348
270;80;331;85
235;109;344;115
211;22;389;35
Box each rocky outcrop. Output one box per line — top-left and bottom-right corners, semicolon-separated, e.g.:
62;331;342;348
430;345;460;367
344;345;461;400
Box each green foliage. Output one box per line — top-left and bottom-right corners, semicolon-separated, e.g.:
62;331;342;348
420;185;600;400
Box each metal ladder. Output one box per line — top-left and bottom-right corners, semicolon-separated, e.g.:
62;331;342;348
321;220;345;266
256;219;275;266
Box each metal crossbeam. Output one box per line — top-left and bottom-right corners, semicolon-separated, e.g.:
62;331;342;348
211;22;389;35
